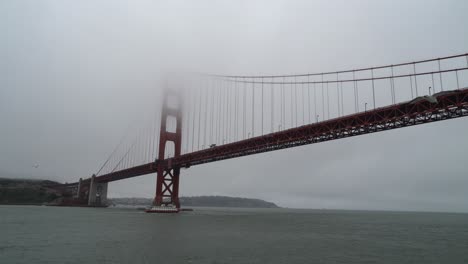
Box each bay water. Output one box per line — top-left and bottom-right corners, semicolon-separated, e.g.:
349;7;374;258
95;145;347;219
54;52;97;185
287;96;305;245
1;205;467;263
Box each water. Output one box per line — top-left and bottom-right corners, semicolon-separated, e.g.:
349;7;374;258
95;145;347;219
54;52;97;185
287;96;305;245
1;205;467;264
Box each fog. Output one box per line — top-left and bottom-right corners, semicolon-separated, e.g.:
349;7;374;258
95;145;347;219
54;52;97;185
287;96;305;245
1;0;468;212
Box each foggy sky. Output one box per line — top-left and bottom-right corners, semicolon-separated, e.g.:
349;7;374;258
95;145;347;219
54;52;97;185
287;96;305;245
1;0;468;212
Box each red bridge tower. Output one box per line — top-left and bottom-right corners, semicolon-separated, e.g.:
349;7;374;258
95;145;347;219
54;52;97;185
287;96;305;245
152;89;183;211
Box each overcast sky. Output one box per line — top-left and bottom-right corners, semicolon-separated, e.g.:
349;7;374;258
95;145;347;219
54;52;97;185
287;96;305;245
1;0;468;212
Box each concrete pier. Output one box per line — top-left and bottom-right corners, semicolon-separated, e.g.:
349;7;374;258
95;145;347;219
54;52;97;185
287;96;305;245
75;178;82;198
95;182;108;206
87;175;96;206
87;175;108;207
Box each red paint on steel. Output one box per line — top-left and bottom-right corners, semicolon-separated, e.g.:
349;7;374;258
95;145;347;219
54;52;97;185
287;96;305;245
65;88;468;194
153;89;182;208
170;88;468;168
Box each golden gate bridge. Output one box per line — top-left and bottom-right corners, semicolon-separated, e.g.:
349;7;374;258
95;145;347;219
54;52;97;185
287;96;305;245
53;53;468;212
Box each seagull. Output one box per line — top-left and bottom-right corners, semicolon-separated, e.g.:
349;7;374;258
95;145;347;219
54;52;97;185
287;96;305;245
32;164;39;168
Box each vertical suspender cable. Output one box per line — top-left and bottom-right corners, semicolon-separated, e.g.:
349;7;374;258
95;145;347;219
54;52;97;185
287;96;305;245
340;81;344;116
143;127;150;163
431;73;435;95
217;78;221;144
243;78;246;139
134;133;138;165
149;115;154;159
236;78;239;140
355;71;359;112
128;136;133;166
148;123;152;161
191;84;196;152
438;59;444;91
321;74;324;121
146;123;150;162
413;63;419;97
123;142;128;170
221;79;226;144
261;77;264;135
214;79;218;144
155;117;159;158
231;79;234;140
142;125;149;163
302;80;305;125
326;81;330;119
314;82;317;123
219;80;227;144
336;73;340;117
137;129;142;162
409;75;414;99
271;78;274;132
225;80;229;143
223;80;226;143
391;66;395;104
184;87;189;154
252;78;255;137
233;79;236;141
371;68;376;109
295;76;298;126
203;81;208;148
235;78;239;140
147;123;152;162
142;123;146;163
227;81;231;143
231;79;234;141
129;134;135;165
308;76;311;123
232;80;234;141
197;81;202;150
289;77;294;127
353;71;356;112
282;77;285;130
136;129;141;162
210;79;214;145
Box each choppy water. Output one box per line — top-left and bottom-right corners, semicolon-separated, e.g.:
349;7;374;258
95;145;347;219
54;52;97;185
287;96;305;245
1;205;468;264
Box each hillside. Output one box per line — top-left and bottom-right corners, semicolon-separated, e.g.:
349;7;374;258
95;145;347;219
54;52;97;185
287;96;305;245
0;178;61;205
0;178;280;208
109;196;279;208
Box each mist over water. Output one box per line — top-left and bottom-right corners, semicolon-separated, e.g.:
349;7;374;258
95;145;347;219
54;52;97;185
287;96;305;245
1;206;468;264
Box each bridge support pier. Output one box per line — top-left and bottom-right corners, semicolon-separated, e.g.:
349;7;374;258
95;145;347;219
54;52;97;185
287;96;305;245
75;178;82;198
87;174;108;207
95;182;108;206
155;165;180;208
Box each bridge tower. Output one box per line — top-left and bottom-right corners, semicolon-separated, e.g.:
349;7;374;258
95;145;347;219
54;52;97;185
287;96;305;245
153;88;183;209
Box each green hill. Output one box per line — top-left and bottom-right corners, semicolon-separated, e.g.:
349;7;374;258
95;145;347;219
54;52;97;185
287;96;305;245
0;178;61;205
109;196;279;208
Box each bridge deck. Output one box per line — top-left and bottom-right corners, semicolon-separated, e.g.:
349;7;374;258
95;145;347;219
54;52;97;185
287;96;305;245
70;88;468;186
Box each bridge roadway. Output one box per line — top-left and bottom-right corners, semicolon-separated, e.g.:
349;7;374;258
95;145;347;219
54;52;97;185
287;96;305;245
66;87;468;187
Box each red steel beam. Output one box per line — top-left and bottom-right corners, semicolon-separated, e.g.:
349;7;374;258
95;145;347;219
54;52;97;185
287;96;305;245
95;162;157;183
55;162;158;186
169;88;468;167
67;87;468;186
